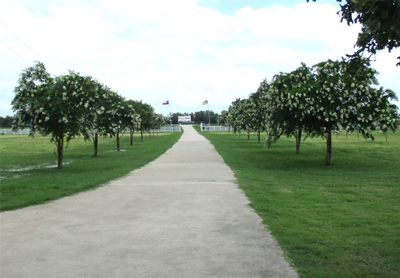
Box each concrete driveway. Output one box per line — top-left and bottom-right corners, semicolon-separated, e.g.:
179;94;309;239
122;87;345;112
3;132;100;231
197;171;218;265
0;125;296;277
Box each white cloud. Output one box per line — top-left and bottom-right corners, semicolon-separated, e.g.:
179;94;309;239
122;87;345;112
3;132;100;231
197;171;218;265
0;0;398;116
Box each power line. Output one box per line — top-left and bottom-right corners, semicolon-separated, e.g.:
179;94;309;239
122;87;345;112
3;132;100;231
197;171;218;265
0;21;42;61
0;39;30;63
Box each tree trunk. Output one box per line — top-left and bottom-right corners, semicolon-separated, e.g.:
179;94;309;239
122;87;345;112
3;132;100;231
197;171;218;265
116;131;120;151
325;127;332;166
130;129;134;146
257;129;261;143
247;131;250;140
57;136;64;169
140;128;144;142
266;134;272;149
295;128;302;154
93;132;98;157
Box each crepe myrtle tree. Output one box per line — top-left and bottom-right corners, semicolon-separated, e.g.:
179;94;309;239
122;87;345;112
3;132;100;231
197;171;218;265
251;79;269;143
129;100;154;142
306;58;399;165
105;94;137;151
12;62;92;169
87;84;120;157
127;104;141;146
227;98;244;134
266;64;314;153
217;110;229;126
240;98;257;140
151;113;168;135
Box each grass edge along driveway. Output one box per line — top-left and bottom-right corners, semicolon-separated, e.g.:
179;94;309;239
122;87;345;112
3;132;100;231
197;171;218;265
198;130;399;278
0;132;182;211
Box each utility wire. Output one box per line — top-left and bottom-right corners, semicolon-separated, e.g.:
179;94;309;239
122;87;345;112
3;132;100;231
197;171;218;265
0;21;41;62
0;39;30;63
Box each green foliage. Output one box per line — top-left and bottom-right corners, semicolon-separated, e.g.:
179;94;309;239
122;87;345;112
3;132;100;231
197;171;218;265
0;116;15;127
170;111;219;124
226;57;400;164
12;62;54;136
227;98;244;133
307;58;398;137
128;100;154;131
152;113;168;129
249;80;269;134
192;110;218;124
266;64;313;143
11;62;148;166
217;110;228;125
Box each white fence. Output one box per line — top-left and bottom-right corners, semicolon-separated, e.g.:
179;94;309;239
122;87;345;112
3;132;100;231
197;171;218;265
150;124;182;133
1;125;182;136
0;128;30;135
200;124;231;132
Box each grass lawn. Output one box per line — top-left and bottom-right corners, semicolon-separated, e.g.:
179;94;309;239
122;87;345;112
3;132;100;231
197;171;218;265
199;130;400;278
0;132;181;211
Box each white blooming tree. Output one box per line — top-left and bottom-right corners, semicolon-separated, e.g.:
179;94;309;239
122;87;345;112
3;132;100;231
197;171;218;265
13;63;92;169
81;82;117;157
250;79;269;143
240;98;257;140
151;113;167;136
306;58;399;165
217;110;229;126
125;102;141;146
129;100;155;142
266;64;314;153
227;98;244;134
103;93;131;151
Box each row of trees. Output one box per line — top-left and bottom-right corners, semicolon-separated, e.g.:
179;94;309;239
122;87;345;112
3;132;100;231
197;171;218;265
12;62;169;169
223;57;399;165
171;111;219;124
0;116;15;127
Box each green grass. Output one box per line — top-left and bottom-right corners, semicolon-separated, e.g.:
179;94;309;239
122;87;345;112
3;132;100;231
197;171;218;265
0;132;181;211
199;130;400;278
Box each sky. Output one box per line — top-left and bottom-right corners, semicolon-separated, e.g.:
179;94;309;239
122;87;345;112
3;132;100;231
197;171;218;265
0;0;399;116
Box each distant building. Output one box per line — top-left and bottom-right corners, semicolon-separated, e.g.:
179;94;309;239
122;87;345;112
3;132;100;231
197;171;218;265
178;116;193;124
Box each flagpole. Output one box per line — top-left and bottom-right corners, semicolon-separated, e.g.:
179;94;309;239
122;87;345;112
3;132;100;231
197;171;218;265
169;103;172;126
207;102;210;126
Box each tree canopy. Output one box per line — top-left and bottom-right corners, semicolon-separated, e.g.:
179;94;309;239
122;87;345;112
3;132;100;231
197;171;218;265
12;62;157;168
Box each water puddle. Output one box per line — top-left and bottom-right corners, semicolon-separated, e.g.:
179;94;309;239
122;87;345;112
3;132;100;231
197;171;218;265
1;161;72;172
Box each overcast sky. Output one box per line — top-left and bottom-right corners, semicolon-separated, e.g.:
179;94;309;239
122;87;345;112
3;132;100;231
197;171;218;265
1;0;399;116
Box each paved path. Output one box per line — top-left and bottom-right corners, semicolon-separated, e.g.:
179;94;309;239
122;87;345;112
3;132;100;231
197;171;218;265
0;125;296;277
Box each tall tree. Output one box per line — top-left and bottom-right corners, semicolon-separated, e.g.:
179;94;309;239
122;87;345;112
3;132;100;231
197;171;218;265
306;58;399;165
250;79;269;143
227;99;244;134
266;64;314;153
12;63;90;169
129;101;154;142
217;110;229;126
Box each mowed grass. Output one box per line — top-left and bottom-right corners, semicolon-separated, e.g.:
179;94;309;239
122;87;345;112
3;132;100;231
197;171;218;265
200;131;400;277
0;132;181;211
